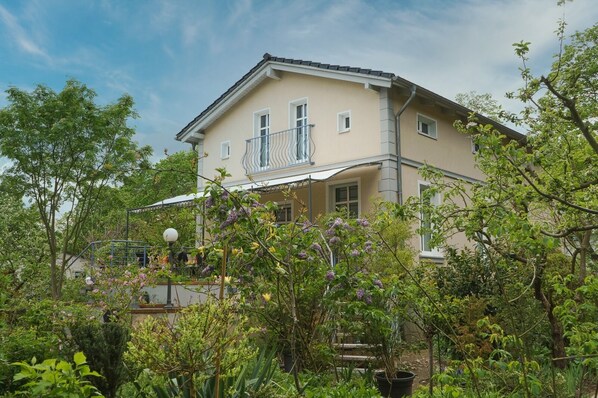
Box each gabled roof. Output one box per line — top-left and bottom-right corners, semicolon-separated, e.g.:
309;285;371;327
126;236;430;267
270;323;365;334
176;53;524;143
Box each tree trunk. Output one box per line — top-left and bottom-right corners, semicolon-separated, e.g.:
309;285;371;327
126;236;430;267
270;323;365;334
532;264;567;368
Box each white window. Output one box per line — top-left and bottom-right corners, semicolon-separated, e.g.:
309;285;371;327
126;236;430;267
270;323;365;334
419;182;441;256
290;99;308;162
417;113;437;139
330;182;359;218
275;201;293;224
254;110;270;168
220;141;230;159
337;111;351;133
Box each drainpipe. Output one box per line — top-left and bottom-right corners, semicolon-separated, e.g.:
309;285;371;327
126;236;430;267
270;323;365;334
395;84;417;204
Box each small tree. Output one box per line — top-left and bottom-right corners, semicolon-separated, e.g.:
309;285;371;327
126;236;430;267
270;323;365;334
0;80;152;299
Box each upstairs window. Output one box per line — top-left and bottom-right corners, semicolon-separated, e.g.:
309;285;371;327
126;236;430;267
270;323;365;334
220;141;231;159
337;111;351;133
254;109;270;168
417;113;437;139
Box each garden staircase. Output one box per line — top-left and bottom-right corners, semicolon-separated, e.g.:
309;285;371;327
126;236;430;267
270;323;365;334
333;332;381;372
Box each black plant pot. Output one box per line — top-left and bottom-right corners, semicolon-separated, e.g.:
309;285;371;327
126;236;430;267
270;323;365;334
375;371;416;398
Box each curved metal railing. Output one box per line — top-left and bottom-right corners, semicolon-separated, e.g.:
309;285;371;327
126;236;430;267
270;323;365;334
242;124;315;174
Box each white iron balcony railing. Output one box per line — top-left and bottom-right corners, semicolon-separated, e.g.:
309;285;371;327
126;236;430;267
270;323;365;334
242;124;315;174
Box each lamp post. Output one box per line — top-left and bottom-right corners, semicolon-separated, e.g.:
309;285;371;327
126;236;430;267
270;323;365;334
163;227;178;309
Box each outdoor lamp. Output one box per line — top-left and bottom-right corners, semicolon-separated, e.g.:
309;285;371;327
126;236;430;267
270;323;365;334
163;227;178;309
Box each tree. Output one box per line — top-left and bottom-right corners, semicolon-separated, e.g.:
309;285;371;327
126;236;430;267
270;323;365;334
455;91;504;122
0;175;49;303
0;80;151;299
434;22;597;369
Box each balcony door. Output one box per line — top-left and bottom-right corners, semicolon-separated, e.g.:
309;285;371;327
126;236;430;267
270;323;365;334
293;102;308;162
257;112;270;168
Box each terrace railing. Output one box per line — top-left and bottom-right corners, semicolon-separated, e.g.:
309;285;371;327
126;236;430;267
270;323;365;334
242;124;315;175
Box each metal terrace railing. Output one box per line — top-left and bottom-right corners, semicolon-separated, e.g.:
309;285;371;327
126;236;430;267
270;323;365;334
242;124;315;175
67;240;204;279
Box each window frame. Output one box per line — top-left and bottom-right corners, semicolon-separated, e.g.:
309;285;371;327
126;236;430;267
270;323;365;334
289;98;309;162
327;178;360;218
337;110;351;133
253;108;271;168
220;141;231;159
418;181;442;258
417;113;438;139
274;201;293;224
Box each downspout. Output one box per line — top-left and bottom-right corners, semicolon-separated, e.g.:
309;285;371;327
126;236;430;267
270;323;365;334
395;84;417;204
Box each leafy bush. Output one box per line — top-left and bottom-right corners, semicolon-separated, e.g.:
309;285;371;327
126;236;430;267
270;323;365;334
72;322;130;398
11;351;103;397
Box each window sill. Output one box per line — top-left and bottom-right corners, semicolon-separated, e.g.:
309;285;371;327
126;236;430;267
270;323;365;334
417;131;438;140
419;252;444;262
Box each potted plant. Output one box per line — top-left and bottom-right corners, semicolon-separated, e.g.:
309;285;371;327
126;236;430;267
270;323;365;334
370;286;415;398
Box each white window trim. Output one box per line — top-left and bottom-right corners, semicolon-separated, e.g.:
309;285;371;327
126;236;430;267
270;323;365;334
253;108;271;169
289;98;309;163
418;180;443;258
253;108;271;138
220;141;231;159
326;177;361;217
337;110;351;133
417;113;438;140
288;98;308;128
275;200;293;224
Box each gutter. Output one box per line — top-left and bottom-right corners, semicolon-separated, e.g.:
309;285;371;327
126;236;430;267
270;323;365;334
394;84;417;204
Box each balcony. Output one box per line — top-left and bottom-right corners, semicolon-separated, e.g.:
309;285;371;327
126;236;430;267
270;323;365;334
242;124;315;175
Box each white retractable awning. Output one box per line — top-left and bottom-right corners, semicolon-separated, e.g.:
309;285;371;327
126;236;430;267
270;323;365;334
130;164;374;213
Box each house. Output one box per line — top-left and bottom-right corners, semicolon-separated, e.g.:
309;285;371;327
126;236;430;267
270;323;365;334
175;53;523;261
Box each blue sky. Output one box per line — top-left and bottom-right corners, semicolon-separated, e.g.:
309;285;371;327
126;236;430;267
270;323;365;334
1;0;597;162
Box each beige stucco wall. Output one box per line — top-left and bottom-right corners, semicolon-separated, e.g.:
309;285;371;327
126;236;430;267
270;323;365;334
396;102;484;182
201;72;381;185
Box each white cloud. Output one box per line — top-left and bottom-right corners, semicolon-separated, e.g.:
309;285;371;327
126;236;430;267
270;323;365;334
0;4;49;60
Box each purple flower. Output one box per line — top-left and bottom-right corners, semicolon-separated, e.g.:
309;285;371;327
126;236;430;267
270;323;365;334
364;241;373;253
373;279;383;289
356;288;365;300
221;191;229;200
329;236;341;245
205;196;214;208
364;294;372;304
326;270;335;281
326;228;335;236
350;249;360;257
311;243;323;254
297;251;308;260
302;220;313;232
332;218;343;228
357;218;370;227
220;210;238;229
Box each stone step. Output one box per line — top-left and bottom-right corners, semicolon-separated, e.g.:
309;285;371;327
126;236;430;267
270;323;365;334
333;343;380;350
335;354;379;362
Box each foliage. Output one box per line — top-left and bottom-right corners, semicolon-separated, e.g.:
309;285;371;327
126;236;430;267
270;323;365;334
0;180;49;304
87;264;159;320
136;347;278;398
125;298;255;396
77;149;198;249
0;79;152;299
454;91;504;122
71;322;130;398
11;351;103;397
